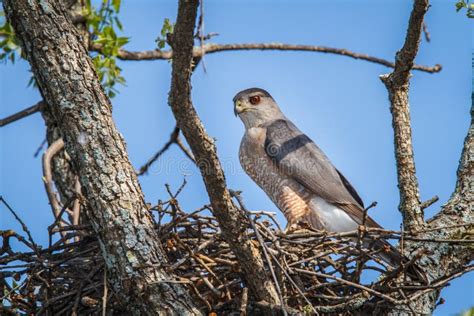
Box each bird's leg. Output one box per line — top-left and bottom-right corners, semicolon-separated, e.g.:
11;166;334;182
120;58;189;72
283;222;300;235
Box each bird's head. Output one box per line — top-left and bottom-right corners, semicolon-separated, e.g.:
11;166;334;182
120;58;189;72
233;88;284;129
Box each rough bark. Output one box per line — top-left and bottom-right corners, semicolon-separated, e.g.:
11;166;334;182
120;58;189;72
41;0;91;224
378;0;474;314
380;0;429;231
3;0;201;314
380;107;474;315
167;0;280;305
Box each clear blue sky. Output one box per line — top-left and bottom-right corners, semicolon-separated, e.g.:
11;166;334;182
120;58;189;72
1;1;472;314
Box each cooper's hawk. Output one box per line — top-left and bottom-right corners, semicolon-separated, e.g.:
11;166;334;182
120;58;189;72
234;87;425;281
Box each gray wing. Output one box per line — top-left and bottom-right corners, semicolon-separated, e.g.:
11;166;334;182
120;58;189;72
264;119;380;227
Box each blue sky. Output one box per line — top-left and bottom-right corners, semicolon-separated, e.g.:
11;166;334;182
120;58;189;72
1;0;472;314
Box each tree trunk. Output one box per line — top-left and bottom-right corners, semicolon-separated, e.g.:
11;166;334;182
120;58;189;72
2;0;201;314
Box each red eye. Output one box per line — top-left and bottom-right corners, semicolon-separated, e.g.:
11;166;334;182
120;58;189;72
249;95;261;105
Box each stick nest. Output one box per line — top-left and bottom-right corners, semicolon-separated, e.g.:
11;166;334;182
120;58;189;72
0;192;466;315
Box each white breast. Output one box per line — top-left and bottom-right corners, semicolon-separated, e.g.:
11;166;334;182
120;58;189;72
310;197;358;232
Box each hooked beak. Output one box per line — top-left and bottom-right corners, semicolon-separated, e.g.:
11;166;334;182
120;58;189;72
234;100;249;116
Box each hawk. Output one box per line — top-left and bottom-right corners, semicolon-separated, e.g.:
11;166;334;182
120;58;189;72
234;87;425;281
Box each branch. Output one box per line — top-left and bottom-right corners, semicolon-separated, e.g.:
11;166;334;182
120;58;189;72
420;195;439;210
137;127;196;176
42;138;70;240
0;101;43;127
380;0;429;231
167;0;280;304
230;190;288;314
137;127;180;175
90;42;441;73
3;0;201;313
451;105;473;197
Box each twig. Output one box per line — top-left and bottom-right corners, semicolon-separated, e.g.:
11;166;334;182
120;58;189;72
195;0;207;72
72;178;82;243
239;287;248;316
231;190;287;314
293;268;400;305
137;127;180;175
102;269;107;316
0;101;43;127
420;195;439;210
0;197;40;255
33;138;48;158
175;136;196;163
267;249;318;314
422;21;431;42
42;138;70;239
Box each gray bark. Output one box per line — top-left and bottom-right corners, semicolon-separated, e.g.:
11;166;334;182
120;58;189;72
3;0;201;314
380;0;473;314
167;0;280;305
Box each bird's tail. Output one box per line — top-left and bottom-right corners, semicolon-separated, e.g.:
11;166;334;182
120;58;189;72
364;238;428;284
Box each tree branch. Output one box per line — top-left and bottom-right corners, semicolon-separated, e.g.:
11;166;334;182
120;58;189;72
137;126;196;176
3;0;201;314
137;127;180;175
380;0;429;231
90;42;441;73
0;101;43;127
375;2;473;314
167;0;280;304
42;138;70;240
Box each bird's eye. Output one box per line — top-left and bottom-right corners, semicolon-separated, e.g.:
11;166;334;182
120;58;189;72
249;95;261;105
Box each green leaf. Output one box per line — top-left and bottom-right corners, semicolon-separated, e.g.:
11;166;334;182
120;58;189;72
112;0;121;12
114;17;123;31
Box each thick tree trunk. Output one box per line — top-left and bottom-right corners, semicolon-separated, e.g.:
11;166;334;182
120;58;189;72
3;0;201;314
40;0;91;226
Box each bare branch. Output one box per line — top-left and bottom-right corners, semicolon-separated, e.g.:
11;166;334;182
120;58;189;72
90;42;441;73
0;101;43;127
422;22;431;42
137;127;180;175
42;138;70;239
176;135;196;163
420;195;439;210
0;196;40;256
451;106;473;197
137;127;196;176
167;0;280;304
380;0;429;231
230;190;287;313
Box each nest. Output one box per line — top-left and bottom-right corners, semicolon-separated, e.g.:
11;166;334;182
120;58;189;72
0;191;462;315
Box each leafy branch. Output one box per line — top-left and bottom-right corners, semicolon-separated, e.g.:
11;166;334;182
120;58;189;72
0;12;20;63
156;18;174;50
0;1;129;97
83;0;128;97
456;0;474;18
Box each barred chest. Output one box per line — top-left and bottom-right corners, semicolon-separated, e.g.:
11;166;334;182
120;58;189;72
239;127;313;224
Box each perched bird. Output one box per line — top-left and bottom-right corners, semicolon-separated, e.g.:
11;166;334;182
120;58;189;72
234;87;425;281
